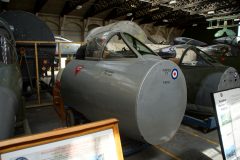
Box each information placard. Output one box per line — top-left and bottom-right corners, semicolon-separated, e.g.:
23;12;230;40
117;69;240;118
212;88;240;160
0;118;123;160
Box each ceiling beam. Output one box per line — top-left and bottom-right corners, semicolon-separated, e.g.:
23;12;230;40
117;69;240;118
34;0;48;14
205;7;240;18
84;0;124;18
133;5;171;23
60;0;89;16
110;1;150;20
105;0;146;20
172;0;210;11
138;12;170;24
138;7;172;24
184;0;240;16
83;0;99;18
153;10;190;26
155;15;205;27
122;3;154;20
133;5;156;20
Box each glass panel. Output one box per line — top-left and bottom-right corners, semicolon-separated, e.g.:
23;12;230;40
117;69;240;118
123;33;156;56
85;32;110;58
103;34;137;59
198;49;217;63
182;49;210;66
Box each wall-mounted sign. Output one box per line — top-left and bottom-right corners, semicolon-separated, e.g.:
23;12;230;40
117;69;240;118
0;118;123;160
212;88;240;160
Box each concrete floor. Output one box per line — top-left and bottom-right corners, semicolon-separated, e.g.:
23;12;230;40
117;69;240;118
25;106;223;160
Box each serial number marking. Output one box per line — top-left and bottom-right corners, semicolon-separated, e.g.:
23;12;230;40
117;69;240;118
163;68;171;75
163;81;170;84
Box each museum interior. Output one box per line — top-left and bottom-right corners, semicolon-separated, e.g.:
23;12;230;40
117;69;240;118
0;0;240;159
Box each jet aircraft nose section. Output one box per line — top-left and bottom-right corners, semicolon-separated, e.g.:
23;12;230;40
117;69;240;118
61;21;188;145
218;67;240;90
192;67;240;115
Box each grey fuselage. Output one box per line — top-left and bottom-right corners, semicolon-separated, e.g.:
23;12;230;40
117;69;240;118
0;18;22;140
158;45;240;115
61;31;187;145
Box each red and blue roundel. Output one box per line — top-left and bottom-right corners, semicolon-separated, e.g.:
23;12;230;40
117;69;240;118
171;68;178;80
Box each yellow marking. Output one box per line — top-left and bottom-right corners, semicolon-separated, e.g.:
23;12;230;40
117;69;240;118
179;128;219;145
156;145;182;160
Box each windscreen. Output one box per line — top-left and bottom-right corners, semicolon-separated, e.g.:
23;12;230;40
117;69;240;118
85;32;110;58
123;33;156;56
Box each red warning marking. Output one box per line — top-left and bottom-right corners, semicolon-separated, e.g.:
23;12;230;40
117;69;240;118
75;65;84;74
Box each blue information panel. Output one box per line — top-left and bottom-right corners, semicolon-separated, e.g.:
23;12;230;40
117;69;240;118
212;88;240;160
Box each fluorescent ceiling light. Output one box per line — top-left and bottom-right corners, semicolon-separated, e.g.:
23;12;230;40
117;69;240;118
131;4;136;8
234;18;240;22
169;0;177;5
149;7;159;12
163;19;169;22
139;0;151;3
76;5;82;10
192;24;198;27
127;13;133;16
207;10;215;14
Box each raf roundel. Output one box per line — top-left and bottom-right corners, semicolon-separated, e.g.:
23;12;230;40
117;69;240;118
171;68;178;80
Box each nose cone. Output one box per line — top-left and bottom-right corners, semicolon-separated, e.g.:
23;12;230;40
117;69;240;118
136;60;187;145
0;87;18;140
192;67;240;116
218;67;240;90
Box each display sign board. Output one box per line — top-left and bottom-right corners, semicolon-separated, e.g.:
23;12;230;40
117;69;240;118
0;118;123;160
212;88;240;160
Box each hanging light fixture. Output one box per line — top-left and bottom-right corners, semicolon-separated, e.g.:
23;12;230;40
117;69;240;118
148;7;159;12
163;19;169;22
76;5;82;10
207;10;215;14
127;13;133;16
139;0;151;3
169;0;177;5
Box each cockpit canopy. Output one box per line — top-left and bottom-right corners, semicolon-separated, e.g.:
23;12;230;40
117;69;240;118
76;21;158;60
158;45;217;66
82;31;157;60
86;21;149;44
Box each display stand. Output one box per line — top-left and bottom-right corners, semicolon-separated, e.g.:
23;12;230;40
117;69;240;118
212;88;240;160
182;114;217;132
0;118;123;160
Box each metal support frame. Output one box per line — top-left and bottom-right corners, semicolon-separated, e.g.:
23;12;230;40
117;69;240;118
207;14;240;29
57;42;62;70
182;115;217;132
34;43;41;104
16;40;82;107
